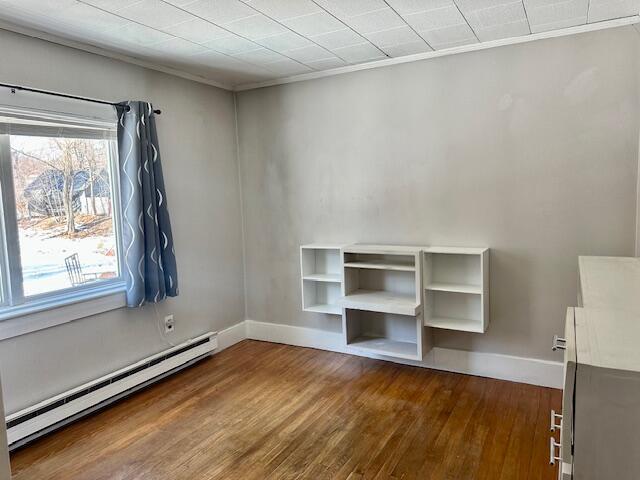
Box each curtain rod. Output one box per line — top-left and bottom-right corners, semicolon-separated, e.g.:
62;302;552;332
0;82;161;115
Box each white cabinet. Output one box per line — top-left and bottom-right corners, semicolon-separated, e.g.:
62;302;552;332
572;307;640;480
555;256;640;480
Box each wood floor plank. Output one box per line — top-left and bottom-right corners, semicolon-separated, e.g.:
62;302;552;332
10;340;561;480
474;380;521;480
498;384;544;480
391;372;465;480
527;387;554;480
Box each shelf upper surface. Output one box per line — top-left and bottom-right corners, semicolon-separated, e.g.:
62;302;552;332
347;335;419;360
426;283;482;294
575;307;640;372
303;244;489;255
425;316;484;333
300;244;345;250
303;273;342;283
342;244;422;255
304;304;341;315
579;256;640;314
338;290;420;316
344;260;415;272
423;246;489;255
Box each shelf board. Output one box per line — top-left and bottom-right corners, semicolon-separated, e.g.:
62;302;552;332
343;244;421;255
300;244;343;250
344;260;415;272
338;290;420;316
425;283;481;294
347;335;419;360
303;273;342;283
425;316;484;333
423;246;488;255
304;304;342;315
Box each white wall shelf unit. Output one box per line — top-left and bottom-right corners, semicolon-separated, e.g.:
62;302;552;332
423;247;489;333
300;245;344;315
300;243;489;357
338;245;428;361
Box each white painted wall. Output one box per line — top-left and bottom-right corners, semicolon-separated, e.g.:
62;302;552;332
236;27;640;363
0;29;245;414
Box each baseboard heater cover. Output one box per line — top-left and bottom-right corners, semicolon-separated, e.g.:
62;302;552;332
6;331;217;449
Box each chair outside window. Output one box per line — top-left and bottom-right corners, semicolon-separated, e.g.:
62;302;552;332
64;253;99;287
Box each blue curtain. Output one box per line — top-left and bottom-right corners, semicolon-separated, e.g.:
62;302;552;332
116;101;178;307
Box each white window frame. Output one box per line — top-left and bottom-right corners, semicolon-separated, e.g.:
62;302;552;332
0;123;126;339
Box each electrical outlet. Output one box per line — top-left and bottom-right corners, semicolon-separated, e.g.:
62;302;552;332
164;314;175;334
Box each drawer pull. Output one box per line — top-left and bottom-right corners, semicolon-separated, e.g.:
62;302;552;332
550;409;562;432
552;335;566;351
549;437;561;465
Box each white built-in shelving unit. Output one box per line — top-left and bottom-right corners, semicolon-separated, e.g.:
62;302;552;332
299;243;490;360
338;245;428;361
300;244;343;315
423;247;489;333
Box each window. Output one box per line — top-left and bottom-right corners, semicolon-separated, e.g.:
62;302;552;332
0;94;123;318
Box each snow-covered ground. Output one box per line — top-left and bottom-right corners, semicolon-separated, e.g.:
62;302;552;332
20;228;118;296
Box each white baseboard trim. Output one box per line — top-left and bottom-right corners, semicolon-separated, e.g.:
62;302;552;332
244;320;563;389
216;320;247;351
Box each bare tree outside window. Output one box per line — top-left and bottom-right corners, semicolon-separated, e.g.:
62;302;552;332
10;135;118;296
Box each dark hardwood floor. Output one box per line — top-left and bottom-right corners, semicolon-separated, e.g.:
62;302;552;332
10;340;561;480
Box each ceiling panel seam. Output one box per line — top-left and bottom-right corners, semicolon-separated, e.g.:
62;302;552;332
382;0;434;50
74;0;281;77
308;0;390;58
154;0;316;73
238;1;351;65
452;0;481;42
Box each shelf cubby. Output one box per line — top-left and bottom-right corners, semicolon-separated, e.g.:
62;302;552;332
343;309;424;361
301;245;342;278
300;245;343;315
339;246;422;316
339;245;429;360
424;290;483;333
423;247;489;332
344;253;416;272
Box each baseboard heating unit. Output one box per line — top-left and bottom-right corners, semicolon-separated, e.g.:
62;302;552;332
6;331;217;450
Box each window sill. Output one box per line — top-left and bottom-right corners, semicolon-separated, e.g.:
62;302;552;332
0;282;127;341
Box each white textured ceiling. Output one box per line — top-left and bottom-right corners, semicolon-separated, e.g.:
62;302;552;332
0;0;638;89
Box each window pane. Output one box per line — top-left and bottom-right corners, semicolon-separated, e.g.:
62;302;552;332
10;135;119;296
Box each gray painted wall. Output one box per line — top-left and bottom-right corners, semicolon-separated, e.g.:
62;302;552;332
0;29;245;413
0;25;637;415
236;27;639;362
637;29;640;257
